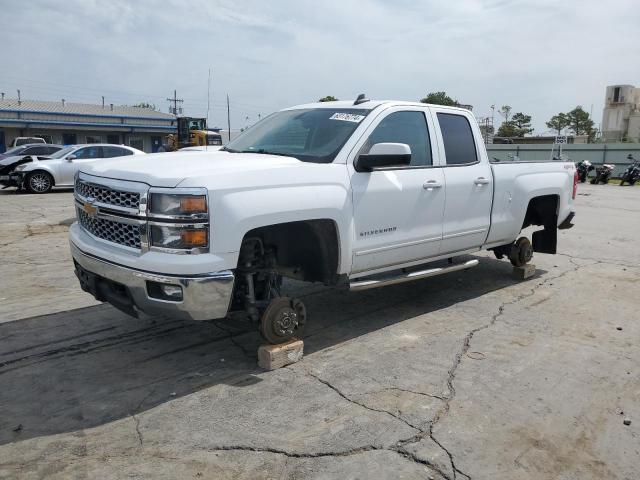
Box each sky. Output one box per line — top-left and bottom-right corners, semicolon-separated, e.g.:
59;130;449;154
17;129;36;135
1;0;639;133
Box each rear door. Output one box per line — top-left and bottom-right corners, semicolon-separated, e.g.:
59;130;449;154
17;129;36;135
432;109;493;253
349;106;445;273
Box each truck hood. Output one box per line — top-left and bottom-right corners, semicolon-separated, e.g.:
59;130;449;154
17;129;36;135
81;150;305;187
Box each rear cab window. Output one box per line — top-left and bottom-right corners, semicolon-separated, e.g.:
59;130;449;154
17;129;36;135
437;113;478;165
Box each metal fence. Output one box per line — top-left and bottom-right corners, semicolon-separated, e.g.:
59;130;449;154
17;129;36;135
486;143;640;177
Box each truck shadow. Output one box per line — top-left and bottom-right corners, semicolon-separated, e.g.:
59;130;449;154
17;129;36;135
0;255;545;446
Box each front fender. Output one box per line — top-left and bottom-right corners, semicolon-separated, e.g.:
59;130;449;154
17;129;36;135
19;160;58;182
211;183;353;274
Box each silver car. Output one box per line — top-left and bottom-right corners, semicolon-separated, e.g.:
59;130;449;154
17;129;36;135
12;144;145;193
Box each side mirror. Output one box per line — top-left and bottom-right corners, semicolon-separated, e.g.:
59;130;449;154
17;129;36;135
67;155;77;162
355;143;411;172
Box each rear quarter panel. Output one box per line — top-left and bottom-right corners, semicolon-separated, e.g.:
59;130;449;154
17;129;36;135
487;161;575;246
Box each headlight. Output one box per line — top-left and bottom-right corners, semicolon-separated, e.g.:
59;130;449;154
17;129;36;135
150;225;208;250
149;192;208;217
14;165;27;172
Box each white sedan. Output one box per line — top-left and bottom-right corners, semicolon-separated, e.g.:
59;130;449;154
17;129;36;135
13;144;144;193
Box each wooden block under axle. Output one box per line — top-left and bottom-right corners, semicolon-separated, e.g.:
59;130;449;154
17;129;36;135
258;338;304;370
513;263;536;280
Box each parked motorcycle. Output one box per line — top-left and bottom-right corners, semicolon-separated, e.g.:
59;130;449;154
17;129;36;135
575;160;594;183
620;154;640;186
590;164;615;184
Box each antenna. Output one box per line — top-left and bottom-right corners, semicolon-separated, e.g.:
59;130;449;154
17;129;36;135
206;69;212;152
227;94;231;143
206;68;212;126
353;93;369;105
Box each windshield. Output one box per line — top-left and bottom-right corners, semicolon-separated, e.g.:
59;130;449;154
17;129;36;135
223;108;371;163
48;146;77;159
188;119;206;130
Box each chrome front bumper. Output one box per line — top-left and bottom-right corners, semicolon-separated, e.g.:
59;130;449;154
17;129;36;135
70;242;235;321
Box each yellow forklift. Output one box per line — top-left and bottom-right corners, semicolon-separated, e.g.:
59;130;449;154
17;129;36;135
165;117;223;150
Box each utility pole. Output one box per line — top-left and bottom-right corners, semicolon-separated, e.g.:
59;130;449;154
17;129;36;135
102;96;105;109
166;89;183;116
17;89;21;105
227;94;231;142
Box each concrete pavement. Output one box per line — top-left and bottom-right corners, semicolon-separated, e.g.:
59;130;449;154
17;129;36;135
0;183;638;479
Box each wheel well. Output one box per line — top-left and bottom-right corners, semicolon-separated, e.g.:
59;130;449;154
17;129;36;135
522;195;559;254
522;195;558;229
240;219;340;285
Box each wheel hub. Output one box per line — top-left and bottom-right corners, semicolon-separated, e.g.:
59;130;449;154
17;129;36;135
274;308;298;336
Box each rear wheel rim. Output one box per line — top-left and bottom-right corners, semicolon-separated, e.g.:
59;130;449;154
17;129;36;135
29;173;50;192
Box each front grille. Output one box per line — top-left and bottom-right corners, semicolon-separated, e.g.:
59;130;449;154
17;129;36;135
77;208;141;249
75;179;140;210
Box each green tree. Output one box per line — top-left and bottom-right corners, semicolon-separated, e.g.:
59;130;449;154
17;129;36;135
496;111;533;137
420;91;458;106
546;113;569;135
511;112;534;136
498;105;512;123
565;106;595;141
318;95;338;102
496;121;519;137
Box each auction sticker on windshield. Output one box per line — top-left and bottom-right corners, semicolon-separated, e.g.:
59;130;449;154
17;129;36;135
329;113;365;123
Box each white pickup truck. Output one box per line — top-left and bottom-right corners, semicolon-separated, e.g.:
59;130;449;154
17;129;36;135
70;97;576;343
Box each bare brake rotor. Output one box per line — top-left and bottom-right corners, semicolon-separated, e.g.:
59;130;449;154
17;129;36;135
260;297;306;344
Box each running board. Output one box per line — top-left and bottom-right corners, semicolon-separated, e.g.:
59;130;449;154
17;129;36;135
349;259;479;292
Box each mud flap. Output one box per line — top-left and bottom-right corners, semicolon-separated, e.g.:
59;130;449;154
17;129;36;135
532;222;557;254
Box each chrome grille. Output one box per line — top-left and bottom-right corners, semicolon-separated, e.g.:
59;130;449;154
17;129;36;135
75;179;140;210
77;208;141;249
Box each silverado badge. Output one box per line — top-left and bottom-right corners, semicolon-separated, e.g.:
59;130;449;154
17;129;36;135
83;200;98;217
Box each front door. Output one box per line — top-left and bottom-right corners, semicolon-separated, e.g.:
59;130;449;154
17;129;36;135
349;107;445;274
62;133;77;145
432;109;493;253
151;136;162;153
58;146;104;185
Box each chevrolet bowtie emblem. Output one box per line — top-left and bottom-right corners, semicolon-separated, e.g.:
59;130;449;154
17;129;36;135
83;201;98;217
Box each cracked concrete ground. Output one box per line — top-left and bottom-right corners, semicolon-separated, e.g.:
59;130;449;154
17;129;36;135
0;183;638;479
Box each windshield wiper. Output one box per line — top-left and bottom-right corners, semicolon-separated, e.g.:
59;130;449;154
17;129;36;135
241;149;293;158
221;147;241;153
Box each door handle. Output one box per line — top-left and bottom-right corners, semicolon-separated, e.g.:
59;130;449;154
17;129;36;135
423;180;442;190
474;177;490;185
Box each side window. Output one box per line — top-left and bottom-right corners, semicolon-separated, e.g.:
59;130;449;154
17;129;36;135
28;146;49;155
117;148;134;156
22;147;40;155
104;146;133;157
437;113;478;165
362;111;432;166
73;147;103;159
